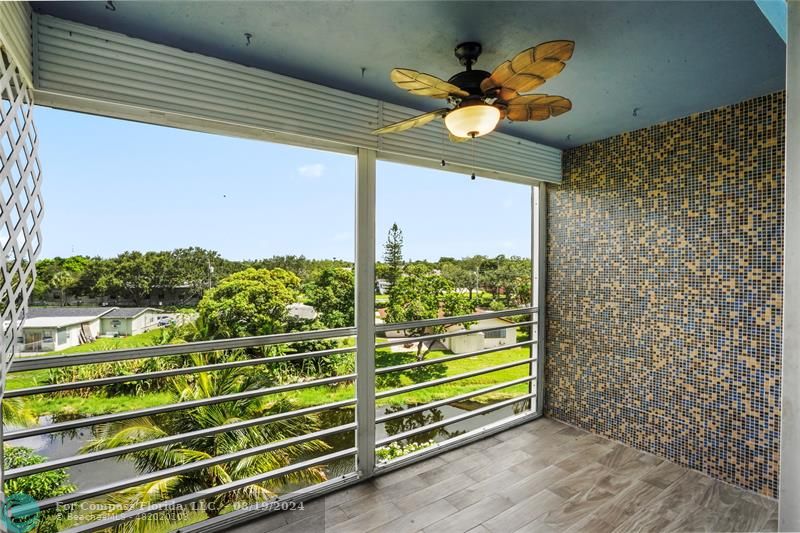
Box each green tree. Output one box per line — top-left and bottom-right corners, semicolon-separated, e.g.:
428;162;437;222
484;256;531;306
59;255;91;274
74;257;112;298
2;396;36;427
95;251;178;305
386;265;475;359
195;268;300;339
82;363;329;521
50;270;76;305
171;247;224;302
375;262;392;283
304;267;354;329
32;277;49;302
383;223;404;285
3;446;75;533
461;255;486;296
440;262;475;298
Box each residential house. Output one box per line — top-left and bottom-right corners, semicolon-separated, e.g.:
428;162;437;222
286;303;318;321
17;307;109;352
18;306;164;352
99;307;163;337
444;314;519;354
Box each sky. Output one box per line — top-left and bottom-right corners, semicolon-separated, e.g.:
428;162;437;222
34;107;531;262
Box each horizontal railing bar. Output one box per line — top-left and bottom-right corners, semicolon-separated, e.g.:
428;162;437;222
6;345;357;398
5;398;356;480
376;340;535;375
59;447;358;533
376;358;536;400
9;326;357;372
376;393;535;446
180;472;362;533
375;375;535;424
375;307;535;333
374;411;541;477
34;423;357;512
377;320;536;348
4;374;356;441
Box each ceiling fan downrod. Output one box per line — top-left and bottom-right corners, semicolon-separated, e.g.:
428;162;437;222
454;42;482;71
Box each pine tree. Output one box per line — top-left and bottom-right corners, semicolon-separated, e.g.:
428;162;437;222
383;223;404;285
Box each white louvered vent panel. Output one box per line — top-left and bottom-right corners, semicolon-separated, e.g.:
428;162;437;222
0;2;32;88
34;15;562;184
35;17;380;150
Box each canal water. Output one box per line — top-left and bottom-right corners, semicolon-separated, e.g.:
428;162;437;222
8;400;527;492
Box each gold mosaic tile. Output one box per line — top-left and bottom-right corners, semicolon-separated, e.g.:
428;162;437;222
545;91;784;498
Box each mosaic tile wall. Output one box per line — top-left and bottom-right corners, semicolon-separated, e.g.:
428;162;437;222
545;92;784;497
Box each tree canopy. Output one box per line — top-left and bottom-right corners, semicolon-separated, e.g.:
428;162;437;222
195;268;300;339
383;223;404;284
304;267;355;329
386;264;475;359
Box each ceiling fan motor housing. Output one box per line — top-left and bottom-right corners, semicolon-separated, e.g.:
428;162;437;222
448;69;491;97
451;42;490;97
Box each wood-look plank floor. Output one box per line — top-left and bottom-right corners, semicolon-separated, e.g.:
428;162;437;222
227;418;778;533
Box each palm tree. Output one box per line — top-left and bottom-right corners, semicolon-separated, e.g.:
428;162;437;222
2;395;36;428
83;357;331;529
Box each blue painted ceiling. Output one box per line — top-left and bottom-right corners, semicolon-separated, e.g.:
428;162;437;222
34;1;785;149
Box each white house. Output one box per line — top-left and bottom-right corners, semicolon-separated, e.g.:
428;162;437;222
444;315;519;354
286;303;318;321
18;306;164;352
375;279;392;295
99;307;163;337
17;307;110;352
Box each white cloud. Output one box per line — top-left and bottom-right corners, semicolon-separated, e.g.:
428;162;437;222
297;163;326;178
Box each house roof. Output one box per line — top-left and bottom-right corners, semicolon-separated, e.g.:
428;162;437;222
27;307;112;319
103;307;162;319
22;317;99;329
23;307;114;329
286;303;318;321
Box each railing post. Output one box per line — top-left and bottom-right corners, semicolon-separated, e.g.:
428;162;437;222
355;148;376;477
533;183;547;416
781;1;800;529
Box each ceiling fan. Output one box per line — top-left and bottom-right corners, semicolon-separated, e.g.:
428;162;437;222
373;41;574;141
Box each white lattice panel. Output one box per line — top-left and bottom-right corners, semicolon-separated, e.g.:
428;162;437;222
0;42;43;394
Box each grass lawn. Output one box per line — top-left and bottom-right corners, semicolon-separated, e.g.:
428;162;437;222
9;331;532;420
8;328;176;386
272;344;532;410
51;327;180;355
376;345;532;407
6;328;184;417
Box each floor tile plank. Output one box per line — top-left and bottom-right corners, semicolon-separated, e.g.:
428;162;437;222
224;417;778;533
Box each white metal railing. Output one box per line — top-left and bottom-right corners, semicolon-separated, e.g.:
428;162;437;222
1;308;539;532
372;308;538;470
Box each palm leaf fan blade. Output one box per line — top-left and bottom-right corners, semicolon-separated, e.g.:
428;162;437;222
481;40;574;96
373;109;448;135
390;68;469;98
505;94;572;121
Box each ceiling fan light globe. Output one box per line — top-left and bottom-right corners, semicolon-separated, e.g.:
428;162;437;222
444;104;501;138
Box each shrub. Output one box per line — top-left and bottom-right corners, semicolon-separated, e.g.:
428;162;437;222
3;446;75;533
376;440;435;462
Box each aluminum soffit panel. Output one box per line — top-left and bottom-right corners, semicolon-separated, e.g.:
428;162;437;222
33;15;562;184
